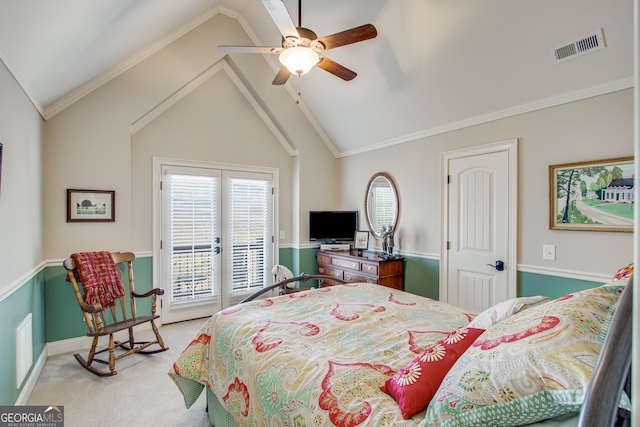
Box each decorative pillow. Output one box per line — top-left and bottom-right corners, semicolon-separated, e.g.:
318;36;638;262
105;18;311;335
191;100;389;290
424;284;625;427
467;296;549;329
613;263;633;281
381;327;485;419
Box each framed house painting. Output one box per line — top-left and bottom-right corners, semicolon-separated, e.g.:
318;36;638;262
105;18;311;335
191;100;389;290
549;156;633;232
67;189;115;222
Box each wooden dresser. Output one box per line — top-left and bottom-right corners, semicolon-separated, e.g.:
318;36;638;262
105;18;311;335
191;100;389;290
316;250;404;290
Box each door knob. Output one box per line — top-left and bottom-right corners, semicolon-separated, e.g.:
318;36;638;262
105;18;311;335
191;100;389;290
486;260;504;271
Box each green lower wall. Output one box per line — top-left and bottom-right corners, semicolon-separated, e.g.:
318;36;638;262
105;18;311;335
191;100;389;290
0;270;46;405
278;247;294;273
0;250;609;405
518;271;602;299
294;247;318;277
402;256;440;299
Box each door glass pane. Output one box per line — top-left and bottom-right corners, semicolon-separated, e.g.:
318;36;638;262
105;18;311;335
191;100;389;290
167;173;218;303
226;173;273;300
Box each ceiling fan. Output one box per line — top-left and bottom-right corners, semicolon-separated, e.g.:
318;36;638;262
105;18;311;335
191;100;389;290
218;0;377;85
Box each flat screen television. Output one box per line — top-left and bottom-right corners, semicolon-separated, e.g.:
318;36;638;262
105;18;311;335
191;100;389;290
309;211;358;242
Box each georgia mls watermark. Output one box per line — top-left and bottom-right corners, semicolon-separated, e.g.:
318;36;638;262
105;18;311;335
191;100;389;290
0;406;63;427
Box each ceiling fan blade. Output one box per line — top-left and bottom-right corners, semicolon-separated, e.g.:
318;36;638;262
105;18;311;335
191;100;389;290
317;24;377;50
316;56;357;81
262;0;299;39
218;45;281;54
272;66;291;85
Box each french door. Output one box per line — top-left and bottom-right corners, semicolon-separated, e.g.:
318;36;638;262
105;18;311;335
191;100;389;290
158;163;274;324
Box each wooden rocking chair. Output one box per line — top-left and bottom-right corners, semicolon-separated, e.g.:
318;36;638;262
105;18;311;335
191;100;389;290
63;251;168;376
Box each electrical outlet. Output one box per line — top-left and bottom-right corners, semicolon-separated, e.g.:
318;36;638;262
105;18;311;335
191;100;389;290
543;244;556;261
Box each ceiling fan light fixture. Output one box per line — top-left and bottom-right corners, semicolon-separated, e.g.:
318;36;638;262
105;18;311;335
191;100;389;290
279;46;319;75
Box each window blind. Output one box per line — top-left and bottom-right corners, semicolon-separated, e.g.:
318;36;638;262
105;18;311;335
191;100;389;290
167;173;218;303
226;175;272;297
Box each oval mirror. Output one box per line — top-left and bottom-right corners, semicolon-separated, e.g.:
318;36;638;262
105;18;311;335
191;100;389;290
364;172;399;240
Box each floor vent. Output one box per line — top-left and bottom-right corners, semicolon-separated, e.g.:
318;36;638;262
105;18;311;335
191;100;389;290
552;29;605;64
16;313;33;389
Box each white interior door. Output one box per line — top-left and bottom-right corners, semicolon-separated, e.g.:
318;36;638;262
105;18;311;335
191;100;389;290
441;139;517;312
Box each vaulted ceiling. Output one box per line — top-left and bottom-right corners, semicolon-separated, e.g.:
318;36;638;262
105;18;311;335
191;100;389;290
0;0;633;155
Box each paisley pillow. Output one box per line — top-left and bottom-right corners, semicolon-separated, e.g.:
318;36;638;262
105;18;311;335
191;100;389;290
423;284;625;427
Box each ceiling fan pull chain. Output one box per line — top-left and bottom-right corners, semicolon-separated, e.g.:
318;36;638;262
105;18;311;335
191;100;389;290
295;75;302;104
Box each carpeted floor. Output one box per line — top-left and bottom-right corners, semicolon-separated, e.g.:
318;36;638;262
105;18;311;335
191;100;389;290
27;318;211;427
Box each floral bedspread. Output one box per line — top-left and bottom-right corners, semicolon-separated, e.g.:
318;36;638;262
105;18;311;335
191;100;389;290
169;283;476;426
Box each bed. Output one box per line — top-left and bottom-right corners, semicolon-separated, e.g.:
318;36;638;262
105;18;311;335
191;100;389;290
169;271;632;427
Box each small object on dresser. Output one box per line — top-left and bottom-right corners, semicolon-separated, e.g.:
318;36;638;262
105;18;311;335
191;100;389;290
354;231;369;250
380;225;395;256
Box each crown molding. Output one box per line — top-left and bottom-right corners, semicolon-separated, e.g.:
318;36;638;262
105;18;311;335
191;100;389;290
43;6;225;119
0;41;45;118
37;4;334;157
130;58;297;156
337;76;634;158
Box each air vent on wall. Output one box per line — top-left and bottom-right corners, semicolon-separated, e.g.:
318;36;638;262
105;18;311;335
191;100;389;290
552;29;605;64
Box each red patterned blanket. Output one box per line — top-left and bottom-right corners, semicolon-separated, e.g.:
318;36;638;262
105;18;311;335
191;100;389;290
70;251;125;308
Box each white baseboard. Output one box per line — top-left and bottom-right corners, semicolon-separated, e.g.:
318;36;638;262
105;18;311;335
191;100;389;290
46;323;154;356
17;323;156;404
46;335;94;356
15;347;48;405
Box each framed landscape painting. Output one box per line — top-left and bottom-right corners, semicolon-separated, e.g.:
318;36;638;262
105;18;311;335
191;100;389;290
67;189;115;222
549;156;634;232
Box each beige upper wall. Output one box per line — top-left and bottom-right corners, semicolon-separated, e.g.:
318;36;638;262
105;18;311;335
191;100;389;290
42;13;338;259
0;61;43;293
130;70;294;252
7;8;633;280
340;89;633;277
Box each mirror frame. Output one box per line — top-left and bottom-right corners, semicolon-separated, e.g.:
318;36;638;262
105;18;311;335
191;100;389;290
364;172;399;240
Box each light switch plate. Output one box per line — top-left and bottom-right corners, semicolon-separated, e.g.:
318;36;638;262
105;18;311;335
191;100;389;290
543;244;556;260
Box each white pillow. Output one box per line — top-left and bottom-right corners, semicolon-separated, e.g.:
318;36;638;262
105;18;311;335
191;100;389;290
467;295;549;329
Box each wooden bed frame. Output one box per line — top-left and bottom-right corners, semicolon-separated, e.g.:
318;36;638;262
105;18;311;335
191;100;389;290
213;274;633;426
